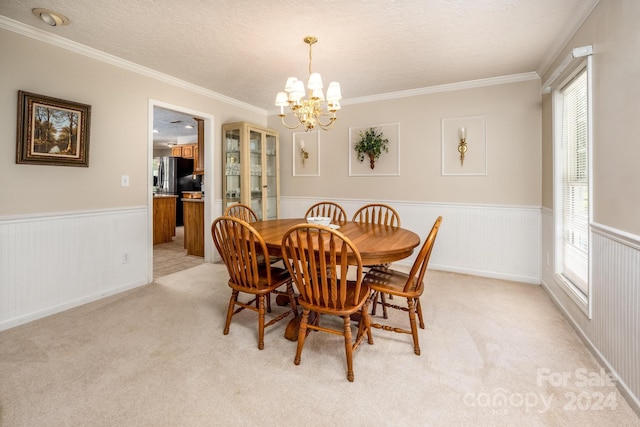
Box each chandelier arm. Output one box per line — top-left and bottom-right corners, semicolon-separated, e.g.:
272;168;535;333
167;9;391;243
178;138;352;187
315;116;337;130
279;115;302;130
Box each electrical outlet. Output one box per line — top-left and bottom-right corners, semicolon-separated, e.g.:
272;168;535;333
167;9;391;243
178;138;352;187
121;175;130;187
122;252;131;264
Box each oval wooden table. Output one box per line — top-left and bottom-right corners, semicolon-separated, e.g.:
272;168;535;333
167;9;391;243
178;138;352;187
251;218;421;266
250;218;421;340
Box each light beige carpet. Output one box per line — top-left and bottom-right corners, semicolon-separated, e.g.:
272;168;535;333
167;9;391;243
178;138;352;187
0;263;638;426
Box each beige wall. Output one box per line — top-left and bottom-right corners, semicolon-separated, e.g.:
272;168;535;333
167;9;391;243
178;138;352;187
0;28;265;216
540;0;640;235
269;79;542;206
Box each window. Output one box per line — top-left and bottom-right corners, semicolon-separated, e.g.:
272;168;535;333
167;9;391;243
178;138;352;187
553;60;592;315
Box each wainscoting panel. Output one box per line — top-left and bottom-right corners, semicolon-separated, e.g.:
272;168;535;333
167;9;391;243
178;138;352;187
541;209;640;411
0;207;149;331
281;197;541;283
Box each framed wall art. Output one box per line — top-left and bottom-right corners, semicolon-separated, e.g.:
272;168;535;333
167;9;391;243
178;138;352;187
349;122;400;176
441;115;486;176
293;131;320;176
16;90;91;167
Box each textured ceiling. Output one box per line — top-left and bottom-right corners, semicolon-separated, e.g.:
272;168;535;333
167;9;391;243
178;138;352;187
1;0;598;142
152;107;199;145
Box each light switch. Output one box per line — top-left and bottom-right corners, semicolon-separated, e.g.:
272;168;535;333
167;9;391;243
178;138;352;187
121;175;130;187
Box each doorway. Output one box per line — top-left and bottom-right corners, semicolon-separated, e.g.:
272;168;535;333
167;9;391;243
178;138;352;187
149;100;214;280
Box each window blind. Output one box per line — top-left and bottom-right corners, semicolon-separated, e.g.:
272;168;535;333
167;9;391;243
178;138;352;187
561;69;589;294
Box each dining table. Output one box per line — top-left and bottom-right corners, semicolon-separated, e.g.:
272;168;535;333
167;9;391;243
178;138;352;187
250;217;421;340
251;218;421;266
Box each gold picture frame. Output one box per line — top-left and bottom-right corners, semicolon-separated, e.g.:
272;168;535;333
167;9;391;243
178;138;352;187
16;90;91;167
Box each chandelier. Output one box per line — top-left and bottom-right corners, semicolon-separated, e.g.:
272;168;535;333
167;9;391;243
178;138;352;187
274;36;342;131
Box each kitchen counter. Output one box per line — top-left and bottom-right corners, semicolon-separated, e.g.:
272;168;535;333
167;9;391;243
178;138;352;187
153;195;177;244
183;198;204;257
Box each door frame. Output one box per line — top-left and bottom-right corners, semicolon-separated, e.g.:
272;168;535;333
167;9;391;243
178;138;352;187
148;99;215;279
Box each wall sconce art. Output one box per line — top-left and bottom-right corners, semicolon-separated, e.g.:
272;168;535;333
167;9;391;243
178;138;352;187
458;127;467;166
441;115;486;176
293;131;319;176
299;140;309;165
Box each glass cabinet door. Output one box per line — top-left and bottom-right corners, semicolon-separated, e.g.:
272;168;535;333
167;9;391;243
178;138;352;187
264;133;278;219
222;122;279;219
224;129;241;209
249;130;263;219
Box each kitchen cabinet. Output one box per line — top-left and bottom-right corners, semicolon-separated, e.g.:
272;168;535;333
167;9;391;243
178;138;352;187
194;118;204;175
222;122;280;220
192;145;200;175
181;145;194;159
171;144;195;159
171;143;201;175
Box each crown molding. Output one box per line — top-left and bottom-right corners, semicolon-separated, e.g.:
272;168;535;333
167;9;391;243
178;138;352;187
0;16;266;115
344;72;540;106
537;0;600;80
268;72;540;115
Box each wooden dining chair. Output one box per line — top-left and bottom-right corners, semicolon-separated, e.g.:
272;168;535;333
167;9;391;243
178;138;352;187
352;203;401;311
224;203;259;223
305;201;347;224
352;203;401;227
281;224;373;382
211;216;298;350
362;216;442;355
352;203;400;269
225;203;282;269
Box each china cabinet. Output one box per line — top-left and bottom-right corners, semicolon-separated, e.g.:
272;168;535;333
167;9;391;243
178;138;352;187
222;122;279;220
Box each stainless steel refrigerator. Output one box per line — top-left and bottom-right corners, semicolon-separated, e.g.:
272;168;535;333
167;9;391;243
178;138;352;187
153;156;201;226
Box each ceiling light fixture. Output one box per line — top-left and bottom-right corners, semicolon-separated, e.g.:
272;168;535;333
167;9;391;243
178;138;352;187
32;8;70;26
275;36;342;132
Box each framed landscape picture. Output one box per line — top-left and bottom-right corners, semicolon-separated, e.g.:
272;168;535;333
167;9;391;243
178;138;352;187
16;90;91;167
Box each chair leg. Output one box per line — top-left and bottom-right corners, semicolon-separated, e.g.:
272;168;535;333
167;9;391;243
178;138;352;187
343;316;355;382
416;297;425;329
356;300;374;346
266;292;272;313
257;295;266;350
407;298;420;355
371;291;379;316
224;290;238;335
370;291;388;319
287;283;298;315
364;307;374;345
294;309;310;365
380;293;388;319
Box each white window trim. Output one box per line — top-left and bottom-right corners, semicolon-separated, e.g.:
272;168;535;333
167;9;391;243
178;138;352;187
551;56;593;319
